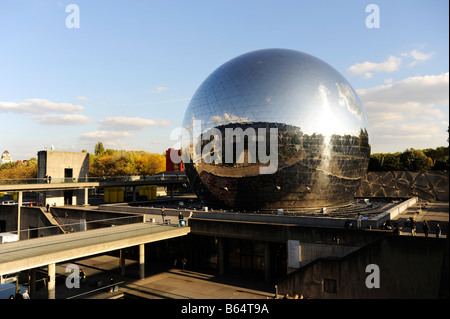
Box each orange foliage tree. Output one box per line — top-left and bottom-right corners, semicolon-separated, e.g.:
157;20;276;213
89;149;166;177
0;158;38;179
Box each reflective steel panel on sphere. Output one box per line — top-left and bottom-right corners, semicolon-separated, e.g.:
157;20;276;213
182;48;370;210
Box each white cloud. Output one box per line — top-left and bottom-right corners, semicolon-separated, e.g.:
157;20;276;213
357;73;449;152
98;116;172;131
80;131;133;140
357;73;449;106
347;55;402;78
400;49;433;67
0;98;84;114
76;96;89;101
151;86;169;94
33;114;92;125
348;49;434;79
79;130;134;149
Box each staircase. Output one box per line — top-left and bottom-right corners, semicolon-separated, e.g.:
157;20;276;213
39;207;67;234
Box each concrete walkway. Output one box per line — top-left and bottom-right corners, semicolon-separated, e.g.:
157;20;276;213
392;200;448;237
29;254;274;299
0;223;190;275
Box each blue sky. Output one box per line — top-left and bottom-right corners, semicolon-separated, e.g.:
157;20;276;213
0;0;448;160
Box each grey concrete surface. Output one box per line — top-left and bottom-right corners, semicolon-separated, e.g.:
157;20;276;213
30;254;274;299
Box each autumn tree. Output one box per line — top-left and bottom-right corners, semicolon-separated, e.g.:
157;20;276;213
0;158;38;179
135;153;166;176
89;147;166;177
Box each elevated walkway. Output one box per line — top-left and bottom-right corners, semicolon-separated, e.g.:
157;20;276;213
0;223;190;276
0;175;187;193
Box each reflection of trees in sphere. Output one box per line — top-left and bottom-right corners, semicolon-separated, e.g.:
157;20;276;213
182;49;370;210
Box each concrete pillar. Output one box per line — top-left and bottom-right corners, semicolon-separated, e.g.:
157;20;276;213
264;242;271;283
81;211;87;231
83;188;89;206
120;249;126;276
132;186;137;202
139;244;145;279
29;269;36;299
48;263;56;299
218;237;224;275
17;191;23;239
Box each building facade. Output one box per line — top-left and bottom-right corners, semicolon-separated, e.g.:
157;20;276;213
37;150;89;206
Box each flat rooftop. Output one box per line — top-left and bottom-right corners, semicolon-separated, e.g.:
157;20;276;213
99;196;420;229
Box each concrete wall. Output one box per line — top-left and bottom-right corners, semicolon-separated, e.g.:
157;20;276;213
37;150;89;180
37;150;89;207
298;242;358;269
0;205;17;233
0;206;61;239
277;235;448;298
190;198;416;230
358;171;449;201
189;217;390;247
44;189;85;206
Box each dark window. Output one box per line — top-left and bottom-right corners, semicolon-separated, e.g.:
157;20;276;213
64;168;73;179
323;278;337;293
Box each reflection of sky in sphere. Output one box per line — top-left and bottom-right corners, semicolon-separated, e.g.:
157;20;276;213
183;48;369;138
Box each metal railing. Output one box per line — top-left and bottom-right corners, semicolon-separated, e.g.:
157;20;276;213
66;281;125;299
0;174;186;185
5;215;141;241
2;213;186;242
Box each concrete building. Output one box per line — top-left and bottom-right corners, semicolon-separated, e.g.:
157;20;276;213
37;150;89;206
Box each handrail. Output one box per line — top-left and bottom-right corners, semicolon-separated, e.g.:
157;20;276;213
0;174;186;185
3;215;148;241
66;281;125;299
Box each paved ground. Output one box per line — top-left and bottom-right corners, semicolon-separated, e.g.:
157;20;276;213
30;254;274;299
392;200;448;237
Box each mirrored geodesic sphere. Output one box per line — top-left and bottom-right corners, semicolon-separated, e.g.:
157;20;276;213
182;48;370;210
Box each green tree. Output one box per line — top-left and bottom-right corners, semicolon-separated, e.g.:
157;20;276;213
383;152;402;170
368;153;384;171
400;149;430;171
94;141;105;156
368;146;448;171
